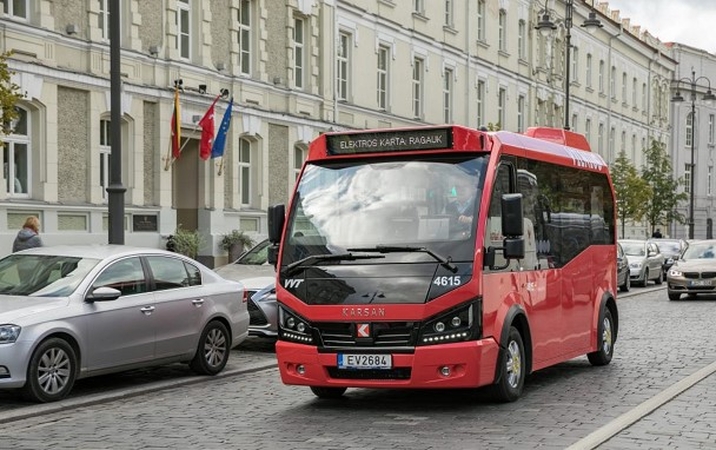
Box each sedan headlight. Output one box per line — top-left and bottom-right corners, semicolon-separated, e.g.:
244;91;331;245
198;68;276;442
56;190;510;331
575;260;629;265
630;262;643;269
669;268;683;277
0;325;21;344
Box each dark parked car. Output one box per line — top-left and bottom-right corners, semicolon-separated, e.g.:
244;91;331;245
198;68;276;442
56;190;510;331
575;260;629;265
649;238;687;281
617;242;630;292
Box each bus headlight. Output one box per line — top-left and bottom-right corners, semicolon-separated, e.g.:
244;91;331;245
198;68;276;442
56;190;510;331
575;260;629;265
278;306;313;344
418;301;478;346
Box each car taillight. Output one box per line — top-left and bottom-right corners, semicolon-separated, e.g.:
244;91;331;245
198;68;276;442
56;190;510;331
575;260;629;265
242;291;248;303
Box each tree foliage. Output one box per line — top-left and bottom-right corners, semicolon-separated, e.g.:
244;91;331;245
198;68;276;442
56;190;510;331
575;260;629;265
0;51;22;138
641;139;688;234
611;151;651;238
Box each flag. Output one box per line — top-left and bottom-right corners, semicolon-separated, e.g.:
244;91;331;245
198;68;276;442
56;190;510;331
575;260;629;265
170;86;181;159
211;98;233;159
198;95;221;160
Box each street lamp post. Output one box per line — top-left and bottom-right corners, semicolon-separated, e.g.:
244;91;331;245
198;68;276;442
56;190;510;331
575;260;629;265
535;0;602;130
672;69;716;239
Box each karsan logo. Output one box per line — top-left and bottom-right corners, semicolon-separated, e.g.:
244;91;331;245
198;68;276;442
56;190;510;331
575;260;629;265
356;323;370;338
283;279;304;289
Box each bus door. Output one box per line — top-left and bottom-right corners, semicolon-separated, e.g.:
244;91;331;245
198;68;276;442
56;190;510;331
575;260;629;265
483;162;562;364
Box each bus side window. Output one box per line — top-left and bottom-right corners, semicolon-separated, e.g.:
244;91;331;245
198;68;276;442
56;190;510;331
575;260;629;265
485;164;513;272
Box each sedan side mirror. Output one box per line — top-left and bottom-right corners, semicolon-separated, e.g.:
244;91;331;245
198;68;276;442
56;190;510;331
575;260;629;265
86;286;122;303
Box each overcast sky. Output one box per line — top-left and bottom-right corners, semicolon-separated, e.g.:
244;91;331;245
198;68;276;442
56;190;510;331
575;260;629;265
604;0;716;53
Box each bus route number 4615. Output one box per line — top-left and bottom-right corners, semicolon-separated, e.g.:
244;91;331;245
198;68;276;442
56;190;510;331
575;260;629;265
338;353;392;370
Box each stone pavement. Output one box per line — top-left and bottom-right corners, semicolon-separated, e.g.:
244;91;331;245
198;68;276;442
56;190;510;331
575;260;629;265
2;285;716;449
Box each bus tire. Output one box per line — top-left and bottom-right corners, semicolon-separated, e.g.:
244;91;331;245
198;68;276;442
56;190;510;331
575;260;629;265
491;326;525;402
310;386;347;399
587;308;614;366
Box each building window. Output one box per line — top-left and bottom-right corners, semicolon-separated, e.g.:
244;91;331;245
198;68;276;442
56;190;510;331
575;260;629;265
571;114;578;132
443;68;453;123
686;112;694;148
517;95;525;133
498;9;507;51
177;0;191;59
517;20;526;59
238;138;253;206
598;123;604;157
709;167;713;197
293;17;305;89
477;0;485;41
2;0;27;19
3;107;30;196
477;79;485;126
337;32;351;101
377;45;390;110
631;134;637;161
571;47;579;83
685;163;691;194
99;119;111;202
610;66;616;99
444;0;453;27
98;0;109;40
586;54;593;88
621;130;626;155
710;114;715;144
412;57;424;118
498;87;506;129
294;144;306;181
585;118;592;142
621;72;627;102
609;126;615;163
238;0;252;75
414;0;424;14
642;82;647;110
598;60;604;93
632;77;637;107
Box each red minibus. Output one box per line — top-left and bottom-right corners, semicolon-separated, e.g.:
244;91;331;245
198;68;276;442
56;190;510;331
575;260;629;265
266;125;617;401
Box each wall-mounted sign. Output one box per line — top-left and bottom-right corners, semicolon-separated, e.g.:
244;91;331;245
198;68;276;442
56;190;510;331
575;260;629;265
132;214;158;232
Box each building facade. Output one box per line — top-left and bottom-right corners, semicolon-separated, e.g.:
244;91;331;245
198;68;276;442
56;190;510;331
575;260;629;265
668;43;716;240
0;0;676;264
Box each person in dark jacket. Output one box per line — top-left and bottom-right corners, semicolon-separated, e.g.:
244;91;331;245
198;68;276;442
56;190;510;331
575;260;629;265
12;216;43;252
652;229;663;238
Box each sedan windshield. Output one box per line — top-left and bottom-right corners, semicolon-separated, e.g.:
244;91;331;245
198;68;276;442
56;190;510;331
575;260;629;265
621;243;645;257
283;156;487;265
682;243;716;260
0;254;100;297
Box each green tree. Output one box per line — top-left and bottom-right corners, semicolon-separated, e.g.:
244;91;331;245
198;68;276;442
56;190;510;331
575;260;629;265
641;139;687;235
611;151;651;238
0;51;22;136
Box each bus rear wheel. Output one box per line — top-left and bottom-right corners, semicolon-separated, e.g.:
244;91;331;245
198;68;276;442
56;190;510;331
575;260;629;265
491;326;525;402
310;386;347;399
588;308;614;366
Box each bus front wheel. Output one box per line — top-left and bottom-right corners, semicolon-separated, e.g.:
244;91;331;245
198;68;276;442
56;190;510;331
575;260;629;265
310;386;347;399
491;326;525;402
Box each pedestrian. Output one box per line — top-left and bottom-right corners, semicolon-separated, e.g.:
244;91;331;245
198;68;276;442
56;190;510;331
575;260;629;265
12;216;43;252
652;228;663;238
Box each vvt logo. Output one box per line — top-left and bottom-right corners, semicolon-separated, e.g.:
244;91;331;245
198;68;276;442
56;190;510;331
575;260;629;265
284;279;304;289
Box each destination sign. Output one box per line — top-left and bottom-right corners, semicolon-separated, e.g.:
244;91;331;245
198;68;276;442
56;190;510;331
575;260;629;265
325;127;453;155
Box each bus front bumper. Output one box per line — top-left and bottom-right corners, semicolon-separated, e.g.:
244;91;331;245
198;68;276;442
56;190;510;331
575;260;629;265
275;338;500;389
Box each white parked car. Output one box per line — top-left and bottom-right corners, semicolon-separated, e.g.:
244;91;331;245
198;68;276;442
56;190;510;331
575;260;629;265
0;245;249;402
620;239;665;287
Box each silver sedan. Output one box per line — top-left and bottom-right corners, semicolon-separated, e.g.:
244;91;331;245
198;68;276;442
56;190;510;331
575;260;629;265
0;245;249;402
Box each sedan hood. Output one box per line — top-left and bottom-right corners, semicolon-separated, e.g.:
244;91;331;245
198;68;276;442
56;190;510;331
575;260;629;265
672;260;716;272
0;296;69;323
214;264;275;282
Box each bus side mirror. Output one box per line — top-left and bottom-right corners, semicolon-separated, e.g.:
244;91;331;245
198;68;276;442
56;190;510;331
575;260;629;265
503;238;525;260
268;204;285;244
267;245;279;266
501;193;524;236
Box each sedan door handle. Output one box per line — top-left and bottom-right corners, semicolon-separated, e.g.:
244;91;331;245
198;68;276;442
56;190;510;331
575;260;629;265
140;306;155;315
192;299;205;307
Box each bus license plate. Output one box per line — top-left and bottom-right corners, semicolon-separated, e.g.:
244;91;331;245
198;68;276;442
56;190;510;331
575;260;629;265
337;353;392;370
690;279;712;286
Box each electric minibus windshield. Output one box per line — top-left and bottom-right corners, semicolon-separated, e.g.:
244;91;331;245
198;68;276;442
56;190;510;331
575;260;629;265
282;155;488;266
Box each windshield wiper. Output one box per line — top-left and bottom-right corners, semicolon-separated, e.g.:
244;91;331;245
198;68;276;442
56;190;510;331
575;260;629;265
282;253;385;277
347;245;458;273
